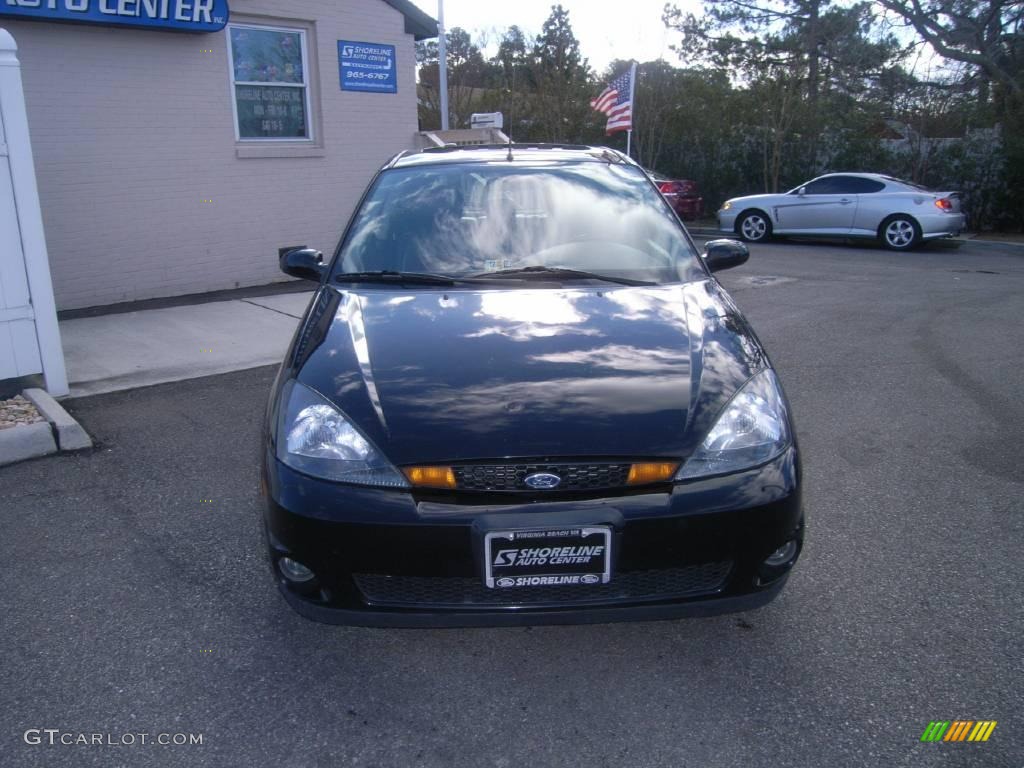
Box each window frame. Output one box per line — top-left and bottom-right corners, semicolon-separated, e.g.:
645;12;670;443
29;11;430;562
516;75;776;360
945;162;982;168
857;178;886;194
802;177;842;195
829;176;886;194
226;21;314;143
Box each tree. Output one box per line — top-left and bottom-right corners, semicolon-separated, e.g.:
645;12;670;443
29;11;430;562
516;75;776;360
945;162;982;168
751;66;806;191
664;0;902;105
663;0;906;190
875;1;1024;229
495;25;531;80
630;61;685;171
416;27;489;129
876;0;1023;103
490;26;535;138
530;5;594;142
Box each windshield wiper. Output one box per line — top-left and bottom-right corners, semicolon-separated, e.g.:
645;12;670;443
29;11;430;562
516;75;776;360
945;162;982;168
471;266;655;286
336;271;470;286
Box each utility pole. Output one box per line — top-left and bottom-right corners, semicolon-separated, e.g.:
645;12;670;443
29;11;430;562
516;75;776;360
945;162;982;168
437;0;449;130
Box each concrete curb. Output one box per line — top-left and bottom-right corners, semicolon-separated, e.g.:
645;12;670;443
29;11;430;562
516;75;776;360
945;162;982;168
0;421;57;466
23;388;93;450
955;237;1024;249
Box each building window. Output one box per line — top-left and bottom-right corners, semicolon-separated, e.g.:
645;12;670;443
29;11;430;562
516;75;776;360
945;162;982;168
227;24;312;141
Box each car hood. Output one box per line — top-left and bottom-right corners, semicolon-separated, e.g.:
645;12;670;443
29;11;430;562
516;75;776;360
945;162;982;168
726;193;782;207
291;281;766;465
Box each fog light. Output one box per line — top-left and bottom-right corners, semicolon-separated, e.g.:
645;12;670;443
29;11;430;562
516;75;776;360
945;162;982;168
278;557;315;583
764;540;798;567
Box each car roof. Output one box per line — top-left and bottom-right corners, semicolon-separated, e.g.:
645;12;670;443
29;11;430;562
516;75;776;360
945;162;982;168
387;143;634;170
815;172;889;181
811;172;935;191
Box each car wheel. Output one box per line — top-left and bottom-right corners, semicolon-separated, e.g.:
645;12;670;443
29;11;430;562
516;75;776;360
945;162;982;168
737;211;772;243
880;215;920;251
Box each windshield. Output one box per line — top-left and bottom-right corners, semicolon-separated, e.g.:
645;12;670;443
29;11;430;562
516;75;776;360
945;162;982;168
333;160;704;285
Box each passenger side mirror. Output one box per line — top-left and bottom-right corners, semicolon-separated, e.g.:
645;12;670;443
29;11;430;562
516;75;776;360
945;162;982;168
280;248;325;282
702;239;749;273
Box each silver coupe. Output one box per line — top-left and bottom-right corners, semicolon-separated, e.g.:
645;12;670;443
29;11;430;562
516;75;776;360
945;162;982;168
717;173;966;250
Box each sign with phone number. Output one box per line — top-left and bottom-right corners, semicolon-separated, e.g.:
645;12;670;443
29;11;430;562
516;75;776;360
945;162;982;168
338;40;397;93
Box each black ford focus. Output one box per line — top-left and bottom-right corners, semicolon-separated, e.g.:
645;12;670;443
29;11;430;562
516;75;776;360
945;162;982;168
262;144;803;627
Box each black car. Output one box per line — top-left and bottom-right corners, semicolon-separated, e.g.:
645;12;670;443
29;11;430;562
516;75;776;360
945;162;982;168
262;144;803;627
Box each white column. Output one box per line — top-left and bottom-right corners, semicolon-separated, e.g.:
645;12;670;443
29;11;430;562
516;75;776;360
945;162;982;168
0;28;68;396
437;1;449;131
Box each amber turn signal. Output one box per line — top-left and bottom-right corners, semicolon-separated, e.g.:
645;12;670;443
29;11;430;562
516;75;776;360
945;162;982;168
626;462;679;485
404;466;457;489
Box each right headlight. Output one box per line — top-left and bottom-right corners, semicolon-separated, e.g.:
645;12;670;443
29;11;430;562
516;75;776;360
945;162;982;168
275;380;408;488
675;369;791;480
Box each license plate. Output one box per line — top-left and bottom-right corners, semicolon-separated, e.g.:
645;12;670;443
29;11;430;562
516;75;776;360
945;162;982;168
483;527;612;589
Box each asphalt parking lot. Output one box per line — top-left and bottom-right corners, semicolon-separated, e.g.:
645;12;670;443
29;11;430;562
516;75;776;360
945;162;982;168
2;238;1022;767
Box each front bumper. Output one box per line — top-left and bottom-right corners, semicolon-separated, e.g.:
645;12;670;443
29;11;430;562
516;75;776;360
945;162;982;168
262;448;803;627
718;209;738;234
279;576;789;627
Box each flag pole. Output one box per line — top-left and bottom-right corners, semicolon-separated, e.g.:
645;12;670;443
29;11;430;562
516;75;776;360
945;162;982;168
625;61;637;158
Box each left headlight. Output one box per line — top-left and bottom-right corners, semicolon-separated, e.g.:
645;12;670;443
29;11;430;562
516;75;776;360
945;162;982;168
720;201;733;211
676;369;791;480
275;380;408;488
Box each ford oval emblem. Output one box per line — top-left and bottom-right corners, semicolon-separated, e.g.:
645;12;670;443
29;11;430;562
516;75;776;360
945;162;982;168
524;472;561;490
496;577;516;588
581;574;600;584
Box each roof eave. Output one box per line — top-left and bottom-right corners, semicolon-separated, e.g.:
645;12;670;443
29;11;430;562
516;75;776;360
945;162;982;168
382;0;438;41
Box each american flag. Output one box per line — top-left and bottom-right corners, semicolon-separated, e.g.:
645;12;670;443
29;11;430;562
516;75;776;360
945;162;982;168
590;65;635;135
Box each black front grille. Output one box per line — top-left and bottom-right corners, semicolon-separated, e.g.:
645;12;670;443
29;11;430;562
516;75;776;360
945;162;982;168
354;562;732;609
452;463;632;492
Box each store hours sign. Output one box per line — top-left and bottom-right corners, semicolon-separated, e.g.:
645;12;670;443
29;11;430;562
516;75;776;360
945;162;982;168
0;0;229;32
338;40;397;94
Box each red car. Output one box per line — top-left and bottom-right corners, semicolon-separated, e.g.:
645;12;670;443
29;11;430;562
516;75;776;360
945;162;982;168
649;171;704;221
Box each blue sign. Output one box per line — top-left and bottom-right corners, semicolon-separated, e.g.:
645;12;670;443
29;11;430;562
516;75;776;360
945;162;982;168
0;0;229;33
338;40;397;94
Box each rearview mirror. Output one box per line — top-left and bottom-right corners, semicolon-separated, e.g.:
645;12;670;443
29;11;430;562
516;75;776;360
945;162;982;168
702;239;749;273
280;248;325;282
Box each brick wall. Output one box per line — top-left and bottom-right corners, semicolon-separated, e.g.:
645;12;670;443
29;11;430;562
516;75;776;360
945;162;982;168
3;0;420;309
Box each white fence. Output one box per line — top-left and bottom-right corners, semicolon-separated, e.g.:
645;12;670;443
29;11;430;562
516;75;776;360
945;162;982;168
0;28;66;395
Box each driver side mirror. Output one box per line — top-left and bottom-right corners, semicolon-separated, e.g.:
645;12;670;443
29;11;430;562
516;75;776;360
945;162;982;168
797;186;806;196
702;239;749;273
280;248;325;282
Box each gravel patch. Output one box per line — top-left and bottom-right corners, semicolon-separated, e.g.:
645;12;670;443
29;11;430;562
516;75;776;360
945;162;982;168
0;395;45;430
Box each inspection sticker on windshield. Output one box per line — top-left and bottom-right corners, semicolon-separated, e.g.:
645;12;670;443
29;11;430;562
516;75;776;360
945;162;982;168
483;259;514;271
484;527;611;588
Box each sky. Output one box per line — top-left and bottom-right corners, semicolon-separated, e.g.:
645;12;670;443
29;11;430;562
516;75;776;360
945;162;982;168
408;0;703;76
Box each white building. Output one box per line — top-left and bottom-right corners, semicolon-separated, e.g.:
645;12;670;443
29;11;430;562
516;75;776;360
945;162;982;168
0;0;435;310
